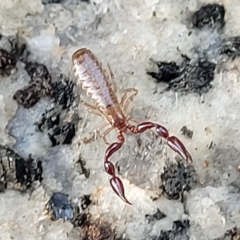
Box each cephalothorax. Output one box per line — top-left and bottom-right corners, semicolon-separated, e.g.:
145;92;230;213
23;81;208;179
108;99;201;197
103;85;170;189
72;48;192;204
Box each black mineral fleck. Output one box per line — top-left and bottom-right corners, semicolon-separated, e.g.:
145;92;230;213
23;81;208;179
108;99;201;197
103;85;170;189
0;145;43;192
145;208;166;223
82;222;116;240
188;59;216;92
46;192;92;227
42;0;65;4
25;62;51;83
214;226;240;240
48;121;75;146
180;126;193;139
72;213;88;227
161;162;197;200
147;61;181;83
46;192;75;221
153;220;190;240
192;4;225;30
52;77;75;109
219;36;240;61
148;56;216;94
42;0;89;4
75;155;90;179
61;122;75;144
13;84;41;109
81;194;92;210
25;62;52;97
14;62;53;108
71;195;91;227
0;35;28;76
9;38;28;62
36;107;76;146
0;48;17;76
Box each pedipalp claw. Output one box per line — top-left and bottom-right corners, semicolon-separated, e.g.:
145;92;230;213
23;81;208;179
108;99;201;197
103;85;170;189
110;177;132;205
167;136;193;163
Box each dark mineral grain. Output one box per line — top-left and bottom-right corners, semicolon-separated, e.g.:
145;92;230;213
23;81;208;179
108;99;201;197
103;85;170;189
81;194;92;210
13;84;41;109
0;35;28;76
82;222;116;240
46;192;92;227
75;155;90;178
72;213;88;227
72;195;92;227
47;193;113;237
35;76;77;146
0;48;17;76
180;126;193;139
36;107;76;146
14;62;53;108
219;36;240;61
42;0;89;4
25;62;51;82
161;162;197;200
42;0;65;4
0;145;42;192
152;220;190;240
148;61;181;83
214;226;240;240
145;208;166;223
25;62;52;96
52;77;75;109
188;59;216;92
148;56;216;94
192;4;225;30
46;192;75;221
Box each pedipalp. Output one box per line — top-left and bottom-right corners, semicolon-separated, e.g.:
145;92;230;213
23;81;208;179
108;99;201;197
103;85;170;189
104;133;132;205
128;122;192;163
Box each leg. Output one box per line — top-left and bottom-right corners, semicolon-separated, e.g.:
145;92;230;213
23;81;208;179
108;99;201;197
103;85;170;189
101;127;115;145
96;123;115;145
108;63;117;93
80;100;102;116
128;122;192;163
104;133;132;205
120;88;138;112
96;122;110;142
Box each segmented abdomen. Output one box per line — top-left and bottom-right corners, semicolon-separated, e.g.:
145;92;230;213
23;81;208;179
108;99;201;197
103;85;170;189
72;48;118;110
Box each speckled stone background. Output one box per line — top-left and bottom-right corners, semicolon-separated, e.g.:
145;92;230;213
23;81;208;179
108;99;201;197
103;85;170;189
0;0;240;239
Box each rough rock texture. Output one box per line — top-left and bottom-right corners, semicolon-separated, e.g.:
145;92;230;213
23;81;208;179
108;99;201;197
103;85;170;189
0;0;240;240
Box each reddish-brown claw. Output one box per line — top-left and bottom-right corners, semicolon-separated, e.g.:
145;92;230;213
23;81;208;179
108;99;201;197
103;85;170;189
110;177;132;205
167;136;192;163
